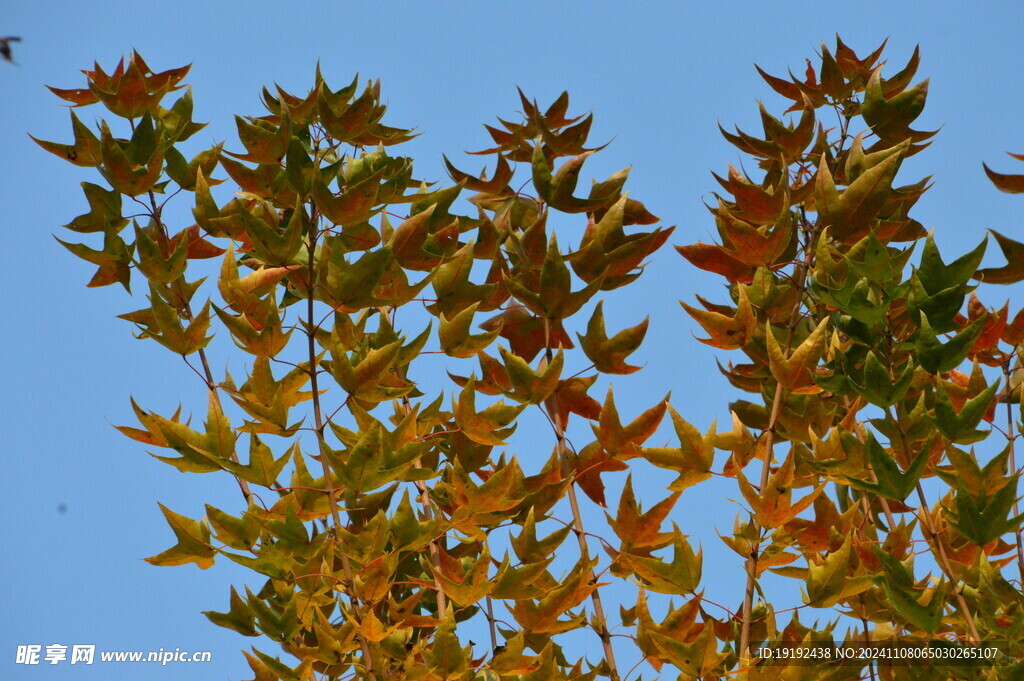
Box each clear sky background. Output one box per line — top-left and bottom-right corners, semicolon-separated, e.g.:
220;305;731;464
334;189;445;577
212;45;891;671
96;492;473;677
3;2;1024;680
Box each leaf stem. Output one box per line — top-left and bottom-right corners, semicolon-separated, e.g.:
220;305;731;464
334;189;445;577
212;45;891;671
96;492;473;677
1003;360;1024;585
738;219;820;663
145;189;253;506
400;394;449;617
305;217;382;681
544;319;621;681
914;482;981;644
886;406;980;644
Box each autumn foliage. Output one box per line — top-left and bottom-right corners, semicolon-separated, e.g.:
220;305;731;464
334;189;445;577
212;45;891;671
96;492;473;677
38;39;1024;680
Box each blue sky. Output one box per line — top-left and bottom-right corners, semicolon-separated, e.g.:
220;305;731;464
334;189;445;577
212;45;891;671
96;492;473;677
3;2;1024;679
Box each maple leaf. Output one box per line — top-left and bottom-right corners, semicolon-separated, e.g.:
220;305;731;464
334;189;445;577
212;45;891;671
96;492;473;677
676;242;756;283
439;303;501;358
607;476;680;560
814;144;905;244
512;508;573;564
510;556;600;635
650;625;728;677
592;387;667;460
499;347;563;404
144;504;215;569
480;306;574;362
577;301;648;374
802;536;873;607
765;318;829;393
31;110;103;167
976;230;1024;285
737;448;825;529
453;378;526;446
681;285;757;350
203;586;258;637
640;406;715;491
544;374;601;431
430;545;493;607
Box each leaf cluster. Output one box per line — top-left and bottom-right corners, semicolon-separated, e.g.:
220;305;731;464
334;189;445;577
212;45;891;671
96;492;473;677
41;38;1024;681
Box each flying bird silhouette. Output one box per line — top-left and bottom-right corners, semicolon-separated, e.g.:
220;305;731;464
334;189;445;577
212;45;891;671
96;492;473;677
1;36;21;63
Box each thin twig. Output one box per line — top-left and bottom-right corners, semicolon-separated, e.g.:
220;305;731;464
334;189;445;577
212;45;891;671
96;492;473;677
738;221;820;663
144;188;253;506
886;407;981;644
1004;360;1024;585
305;217;382;681
544;319;622;681
400;394;450;618
914;482;981;644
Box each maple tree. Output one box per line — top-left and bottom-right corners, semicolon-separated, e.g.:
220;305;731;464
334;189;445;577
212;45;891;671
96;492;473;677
38;38;1024;680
